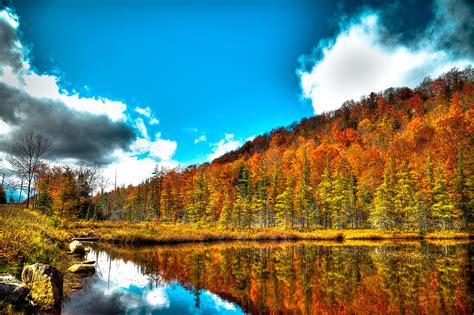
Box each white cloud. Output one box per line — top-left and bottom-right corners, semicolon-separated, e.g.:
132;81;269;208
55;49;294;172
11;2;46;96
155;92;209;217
208;133;242;161
0;8;19;29
149;139;178;161
0;119;11;135
23;72;127;121
0;10;127;122
103;148;178;188
135;106;160;125
150;117;160;125
135;106;152;117
194;135;207;144
0;66;20;89
129;136;178;162
246;135;256;142
298;6;473;114
135;118;149;140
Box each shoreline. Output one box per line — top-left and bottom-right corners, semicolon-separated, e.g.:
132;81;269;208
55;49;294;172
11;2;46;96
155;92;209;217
67;221;473;246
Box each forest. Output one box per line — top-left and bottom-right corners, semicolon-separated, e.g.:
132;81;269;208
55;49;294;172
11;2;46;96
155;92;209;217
16;67;474;231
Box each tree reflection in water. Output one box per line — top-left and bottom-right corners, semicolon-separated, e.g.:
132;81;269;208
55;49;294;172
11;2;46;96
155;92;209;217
67;241;472;314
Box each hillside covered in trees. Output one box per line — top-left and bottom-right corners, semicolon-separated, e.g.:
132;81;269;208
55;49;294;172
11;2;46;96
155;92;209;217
35;68;473;231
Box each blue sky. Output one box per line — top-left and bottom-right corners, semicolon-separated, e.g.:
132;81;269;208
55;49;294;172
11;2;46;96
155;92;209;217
11;0;336;164
0;0;472;187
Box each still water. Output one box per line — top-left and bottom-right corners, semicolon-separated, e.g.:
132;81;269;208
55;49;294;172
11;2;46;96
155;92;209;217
63;241;473;314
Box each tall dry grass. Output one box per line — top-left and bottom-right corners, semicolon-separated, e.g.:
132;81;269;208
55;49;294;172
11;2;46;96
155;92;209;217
0;205;70;275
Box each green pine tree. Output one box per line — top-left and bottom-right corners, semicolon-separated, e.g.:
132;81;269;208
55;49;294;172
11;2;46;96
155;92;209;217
394;161;418;230
298;150;316;227
275;176;294;228
317;161;332;228
453;150;471;228
218;192;233;228
189;169;209;223
330;171;348;229
432;165;457;230
370;158;397;229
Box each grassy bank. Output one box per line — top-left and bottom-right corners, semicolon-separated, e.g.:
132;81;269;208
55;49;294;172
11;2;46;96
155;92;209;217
66;220;473;245
0;205;87;312
0;205;70;276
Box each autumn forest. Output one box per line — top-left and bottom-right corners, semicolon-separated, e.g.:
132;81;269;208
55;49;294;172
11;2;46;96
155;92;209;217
31;68;473;232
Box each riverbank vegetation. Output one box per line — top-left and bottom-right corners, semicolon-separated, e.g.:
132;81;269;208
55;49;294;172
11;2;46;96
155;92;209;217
0;205;69;276
1;206;470;270
66;220;471;245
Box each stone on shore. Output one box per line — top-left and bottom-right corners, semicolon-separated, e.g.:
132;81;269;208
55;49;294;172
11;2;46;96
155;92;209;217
0;273;30;306
69;240;86;255
68;264;95;275
21;264;63;309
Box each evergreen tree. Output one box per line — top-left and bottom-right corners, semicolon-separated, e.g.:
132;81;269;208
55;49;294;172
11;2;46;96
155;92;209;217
275;176;294;228
317;161;332;228
453;150;471;228
234;163;252;227
370;159;397;229
422;154;436;230
394;161;418;230
268;164;280;227
189;170;209;222
346;171;357;228
298;151;315;227
330;171;348;229
204;191;218;223
151;166;165;220
355;184;371;228
36;192;53;214
431;165;457;230
254;176;269;227
218;192;233;228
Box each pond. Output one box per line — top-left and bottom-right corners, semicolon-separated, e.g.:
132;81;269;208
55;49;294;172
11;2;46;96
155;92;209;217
62;241;473;314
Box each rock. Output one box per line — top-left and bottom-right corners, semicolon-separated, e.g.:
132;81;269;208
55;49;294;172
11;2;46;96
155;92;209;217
0;273;30;306
69;282;82;290
68;264;95;275
82;260;96;265
21;264;63;309
69;240;85;255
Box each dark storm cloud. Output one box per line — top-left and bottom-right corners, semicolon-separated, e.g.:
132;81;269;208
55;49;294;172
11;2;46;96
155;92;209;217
0;82;135;164
428;0;474;59
0;10;23;72
0;8;137;164
375;0;473;59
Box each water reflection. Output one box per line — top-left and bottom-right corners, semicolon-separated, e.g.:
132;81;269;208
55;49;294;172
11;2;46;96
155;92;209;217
63;241;473;314
63;249;244;314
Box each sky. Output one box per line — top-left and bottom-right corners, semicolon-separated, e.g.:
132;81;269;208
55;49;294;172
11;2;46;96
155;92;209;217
0;0;472;190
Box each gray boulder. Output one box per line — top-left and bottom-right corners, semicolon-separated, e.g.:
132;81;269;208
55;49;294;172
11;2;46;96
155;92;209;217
21;263;63;309
69;240;85;255
0;273;29;306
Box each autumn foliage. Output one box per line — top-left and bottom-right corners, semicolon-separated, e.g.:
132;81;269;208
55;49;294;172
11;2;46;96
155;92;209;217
37;68;473;231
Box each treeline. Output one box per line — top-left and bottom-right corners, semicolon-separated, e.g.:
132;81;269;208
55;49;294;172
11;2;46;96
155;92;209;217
34;164;105;220
36;68;473;230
